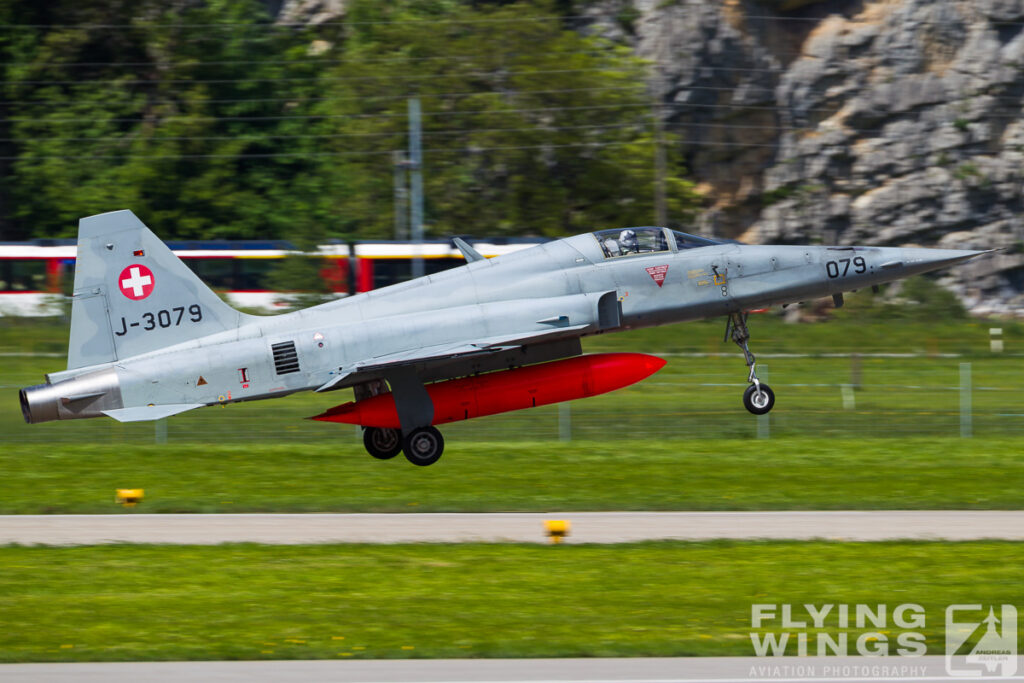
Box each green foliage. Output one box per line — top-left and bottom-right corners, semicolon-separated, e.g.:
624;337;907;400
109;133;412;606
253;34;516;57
2;541;1022;661
265;255;333;309
897;275;969;319
954;162;982;181
760;183;823;207
0;0;698;241
615;5;642;35
1;437;1023;513
833;276;968;322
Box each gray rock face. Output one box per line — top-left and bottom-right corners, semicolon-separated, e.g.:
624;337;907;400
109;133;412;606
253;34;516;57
605;0;1024;312
275;0;345;26
275;0;1024;311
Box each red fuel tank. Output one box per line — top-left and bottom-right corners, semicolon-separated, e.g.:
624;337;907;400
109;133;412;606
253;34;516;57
312;352;666;428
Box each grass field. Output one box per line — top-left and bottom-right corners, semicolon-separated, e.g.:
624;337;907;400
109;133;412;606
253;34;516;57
1;315;1022;666
4;313;1024;444
1;438;1022;513
3;314;1023;513
4;343;1024;445
3;309;1022;357
1;540;1021;662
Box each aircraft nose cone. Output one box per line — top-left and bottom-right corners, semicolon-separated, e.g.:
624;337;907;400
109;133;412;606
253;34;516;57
877;247;992;278
900;247;991;269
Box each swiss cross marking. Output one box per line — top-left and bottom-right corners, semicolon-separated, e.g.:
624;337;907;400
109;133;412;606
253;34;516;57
118;264;155;300
645;264;669;287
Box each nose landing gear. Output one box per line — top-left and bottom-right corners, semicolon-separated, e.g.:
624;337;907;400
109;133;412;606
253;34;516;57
726;312;775;415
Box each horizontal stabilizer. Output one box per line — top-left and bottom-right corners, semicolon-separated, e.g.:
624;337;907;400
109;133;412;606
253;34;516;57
103;403;203;422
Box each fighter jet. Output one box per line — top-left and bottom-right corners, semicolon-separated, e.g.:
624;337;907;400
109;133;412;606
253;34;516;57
20;211;986;465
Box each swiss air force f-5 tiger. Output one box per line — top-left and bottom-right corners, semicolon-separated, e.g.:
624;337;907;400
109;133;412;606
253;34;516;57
20;210;987;465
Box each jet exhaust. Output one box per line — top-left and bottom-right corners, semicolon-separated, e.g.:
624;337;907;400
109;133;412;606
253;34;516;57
19;368;123;424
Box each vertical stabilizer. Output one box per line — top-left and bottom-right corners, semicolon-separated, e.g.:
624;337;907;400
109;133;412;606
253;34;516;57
68;210;254;370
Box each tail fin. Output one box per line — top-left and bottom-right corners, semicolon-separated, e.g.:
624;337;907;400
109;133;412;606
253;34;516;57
67;210;254;370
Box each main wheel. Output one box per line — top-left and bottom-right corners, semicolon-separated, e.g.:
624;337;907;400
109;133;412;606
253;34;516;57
743;383;775;415
363;427;402;460
403;426;444;466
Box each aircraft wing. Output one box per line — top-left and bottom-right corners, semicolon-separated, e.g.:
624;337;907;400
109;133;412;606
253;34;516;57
314;323;590;393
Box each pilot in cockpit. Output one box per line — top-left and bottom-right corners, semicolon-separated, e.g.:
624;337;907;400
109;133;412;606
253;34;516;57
618;229;638;254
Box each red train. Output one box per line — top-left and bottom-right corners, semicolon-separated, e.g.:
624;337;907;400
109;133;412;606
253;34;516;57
0;237;546;315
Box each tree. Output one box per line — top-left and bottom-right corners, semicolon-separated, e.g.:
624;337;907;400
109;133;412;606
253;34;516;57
1;0;698;242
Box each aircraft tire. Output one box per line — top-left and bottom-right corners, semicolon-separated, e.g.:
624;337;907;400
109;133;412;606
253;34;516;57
363;427;402;459
403;426;444;466
743;383;775;415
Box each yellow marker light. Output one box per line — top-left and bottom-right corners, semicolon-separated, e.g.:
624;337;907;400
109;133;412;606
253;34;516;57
116;489;144;507
545;519;570;544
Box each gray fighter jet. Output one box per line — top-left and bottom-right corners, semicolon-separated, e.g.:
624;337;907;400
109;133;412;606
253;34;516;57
20;211;986;465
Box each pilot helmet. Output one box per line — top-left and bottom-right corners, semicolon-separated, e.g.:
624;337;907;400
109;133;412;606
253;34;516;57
619;229;637;243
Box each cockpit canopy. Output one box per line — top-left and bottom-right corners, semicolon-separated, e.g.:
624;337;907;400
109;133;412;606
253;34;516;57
594;227;722;258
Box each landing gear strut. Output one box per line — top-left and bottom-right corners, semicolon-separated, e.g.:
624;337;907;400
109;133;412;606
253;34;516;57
725;312;775;415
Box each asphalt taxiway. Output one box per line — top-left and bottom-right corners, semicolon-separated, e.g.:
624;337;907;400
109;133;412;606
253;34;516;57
1;510;1022;545
2;656;1023;683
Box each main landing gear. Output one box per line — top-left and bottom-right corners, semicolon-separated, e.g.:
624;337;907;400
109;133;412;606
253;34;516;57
402;426;445;467
725;312;775;416
363;426;445;466
363;427;402;460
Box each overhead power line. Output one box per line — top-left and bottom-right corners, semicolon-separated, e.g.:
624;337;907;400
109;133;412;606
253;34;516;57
0;8;1005;29
0;85;648;109
13;48;622;69
9;75;1024;112
8;95;1024;127
0;138;830;163
1;102;656;124
0;121;650;145
5;65;642;87
1;139;648;161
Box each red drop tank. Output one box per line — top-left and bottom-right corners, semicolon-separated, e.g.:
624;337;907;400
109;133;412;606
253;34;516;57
312;352;666;428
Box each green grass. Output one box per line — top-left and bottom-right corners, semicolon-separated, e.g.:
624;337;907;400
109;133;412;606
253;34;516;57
3;306;1023;357
6;352;1024;444
5;311;1024;445
1;541;1021;662
3;314;1023;513
1;438;1022;513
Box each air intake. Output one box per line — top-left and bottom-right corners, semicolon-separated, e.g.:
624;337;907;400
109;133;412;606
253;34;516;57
272;341;300;375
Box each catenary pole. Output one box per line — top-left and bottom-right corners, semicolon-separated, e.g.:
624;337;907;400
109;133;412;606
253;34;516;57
409;98;424;279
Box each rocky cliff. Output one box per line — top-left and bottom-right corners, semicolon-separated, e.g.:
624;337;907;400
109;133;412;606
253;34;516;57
277;0;1024;312
607;0;1024;313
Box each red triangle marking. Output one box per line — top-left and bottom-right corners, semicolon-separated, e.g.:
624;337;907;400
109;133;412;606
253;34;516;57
645;265;669;287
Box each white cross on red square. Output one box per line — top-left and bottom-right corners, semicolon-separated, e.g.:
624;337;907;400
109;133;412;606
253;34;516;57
118;264;154;300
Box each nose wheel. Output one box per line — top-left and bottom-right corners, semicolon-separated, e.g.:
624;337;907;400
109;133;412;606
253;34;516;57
743;383;775;415
726;312;775;415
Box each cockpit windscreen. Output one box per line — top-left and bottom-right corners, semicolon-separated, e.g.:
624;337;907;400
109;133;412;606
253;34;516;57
594;227;721;258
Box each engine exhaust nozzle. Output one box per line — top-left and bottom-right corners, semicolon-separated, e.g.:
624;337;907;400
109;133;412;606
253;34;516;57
18;369;123;424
